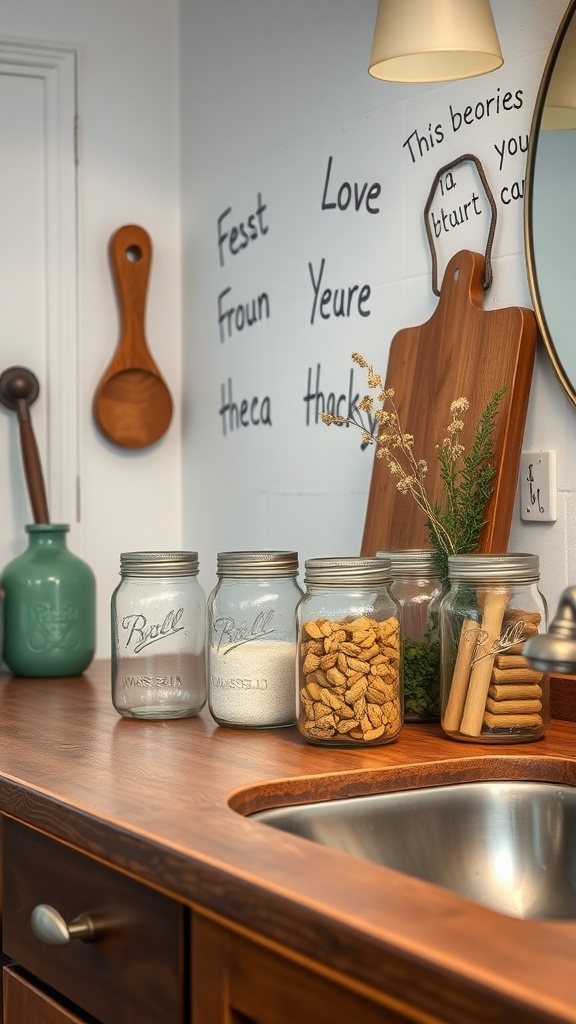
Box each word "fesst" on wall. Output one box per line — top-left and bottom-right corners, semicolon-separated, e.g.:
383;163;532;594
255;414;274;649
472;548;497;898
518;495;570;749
217;194;269;267
216;194;271;343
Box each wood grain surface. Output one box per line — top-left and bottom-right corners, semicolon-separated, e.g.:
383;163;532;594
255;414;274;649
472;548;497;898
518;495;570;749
3;967;85;1023
361;250;537;555
192;912;420;1024
0;663;576;1023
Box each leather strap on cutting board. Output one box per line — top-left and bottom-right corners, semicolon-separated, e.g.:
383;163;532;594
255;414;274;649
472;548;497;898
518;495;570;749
361;250;538;556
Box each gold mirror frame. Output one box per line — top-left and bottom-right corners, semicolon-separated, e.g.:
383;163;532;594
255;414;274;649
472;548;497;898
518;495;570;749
525;0;576;409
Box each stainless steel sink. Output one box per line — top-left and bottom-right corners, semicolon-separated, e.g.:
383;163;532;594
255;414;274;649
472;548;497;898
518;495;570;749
252;781;576;919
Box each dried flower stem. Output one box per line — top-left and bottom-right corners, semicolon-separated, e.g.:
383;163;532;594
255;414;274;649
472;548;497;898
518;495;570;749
322;353;507;582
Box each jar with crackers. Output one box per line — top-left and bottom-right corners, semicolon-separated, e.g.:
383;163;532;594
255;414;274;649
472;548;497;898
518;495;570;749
440;553;549;743
296;557;403;746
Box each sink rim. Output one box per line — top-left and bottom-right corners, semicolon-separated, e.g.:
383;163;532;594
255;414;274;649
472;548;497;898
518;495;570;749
228;752;576;818
242;768;576;922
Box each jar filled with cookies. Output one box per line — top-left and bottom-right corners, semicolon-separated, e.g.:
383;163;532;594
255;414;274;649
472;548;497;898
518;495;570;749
440;553;549;743
296;557;402;746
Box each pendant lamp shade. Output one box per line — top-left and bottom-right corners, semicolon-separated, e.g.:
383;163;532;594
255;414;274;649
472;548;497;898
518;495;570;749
368;0;503;83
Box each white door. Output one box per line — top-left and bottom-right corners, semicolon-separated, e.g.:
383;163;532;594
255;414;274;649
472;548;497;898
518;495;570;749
0;39;78;569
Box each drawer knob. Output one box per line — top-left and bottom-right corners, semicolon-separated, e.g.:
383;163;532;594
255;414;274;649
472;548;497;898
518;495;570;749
31;904;97;946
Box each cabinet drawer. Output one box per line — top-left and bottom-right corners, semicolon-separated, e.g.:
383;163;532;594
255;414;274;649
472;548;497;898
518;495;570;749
192;914;419;1024
2;818;184;1024
3;965;89;1023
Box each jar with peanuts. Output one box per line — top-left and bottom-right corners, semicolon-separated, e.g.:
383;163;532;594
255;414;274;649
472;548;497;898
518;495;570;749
296;557;403;746
440;553;549;744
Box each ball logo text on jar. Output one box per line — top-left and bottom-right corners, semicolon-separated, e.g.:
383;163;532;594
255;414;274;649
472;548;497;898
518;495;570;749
120;608;184;653
211;609;277;652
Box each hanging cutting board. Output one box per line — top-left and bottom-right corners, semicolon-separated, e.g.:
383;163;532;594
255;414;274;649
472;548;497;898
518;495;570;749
361;250;538;556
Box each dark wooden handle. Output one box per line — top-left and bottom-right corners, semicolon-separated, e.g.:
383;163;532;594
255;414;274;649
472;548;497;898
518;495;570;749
17;398;49;523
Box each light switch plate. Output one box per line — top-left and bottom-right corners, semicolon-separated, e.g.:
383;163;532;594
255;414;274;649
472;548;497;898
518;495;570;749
520;450;557;522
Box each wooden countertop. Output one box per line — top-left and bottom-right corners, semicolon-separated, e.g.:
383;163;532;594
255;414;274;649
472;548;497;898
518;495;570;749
2;662;576;1023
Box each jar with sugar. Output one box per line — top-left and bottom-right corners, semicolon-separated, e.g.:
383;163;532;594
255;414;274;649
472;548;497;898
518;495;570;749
296;557;402;746
111;551;207;720
207;550;302;729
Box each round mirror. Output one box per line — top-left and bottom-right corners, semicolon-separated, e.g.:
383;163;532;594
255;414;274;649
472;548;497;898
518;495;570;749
525;0;576;408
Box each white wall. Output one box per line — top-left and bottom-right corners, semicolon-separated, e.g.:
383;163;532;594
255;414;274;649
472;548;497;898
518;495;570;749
179;0;575;623
2;0;182;658
2;0;574;666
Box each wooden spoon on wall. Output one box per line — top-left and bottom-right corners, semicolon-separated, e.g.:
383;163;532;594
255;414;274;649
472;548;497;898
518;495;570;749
93;224;173;449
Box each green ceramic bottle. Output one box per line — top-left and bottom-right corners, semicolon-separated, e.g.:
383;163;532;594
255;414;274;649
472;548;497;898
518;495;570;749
1;524;96;677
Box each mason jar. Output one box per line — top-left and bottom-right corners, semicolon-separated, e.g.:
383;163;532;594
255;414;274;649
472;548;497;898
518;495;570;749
111;551;206;720
440;553;549;743
377;549;443;722
207;550;302;729
296;557;402;746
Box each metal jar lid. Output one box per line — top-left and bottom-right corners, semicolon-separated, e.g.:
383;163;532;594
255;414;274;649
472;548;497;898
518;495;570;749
377;549;440;577
119;551;199;577
447;553;540;583
216;550;299;578
304;556;392;587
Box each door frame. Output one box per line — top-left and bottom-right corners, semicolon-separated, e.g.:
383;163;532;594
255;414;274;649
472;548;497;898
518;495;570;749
0;38;79;528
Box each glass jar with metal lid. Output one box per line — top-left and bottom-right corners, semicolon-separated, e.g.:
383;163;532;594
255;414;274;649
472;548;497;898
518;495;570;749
111;551;206;720
440;553;549;743
377;549;443;722
296;557;402;746
207;550;302;729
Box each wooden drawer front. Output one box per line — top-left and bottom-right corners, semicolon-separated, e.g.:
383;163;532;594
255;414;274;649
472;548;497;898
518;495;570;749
2;819;184;1024
192;914;419;1024
3;965;89;1023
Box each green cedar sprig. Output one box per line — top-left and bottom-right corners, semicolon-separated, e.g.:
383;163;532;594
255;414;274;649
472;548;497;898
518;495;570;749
428;385;507;583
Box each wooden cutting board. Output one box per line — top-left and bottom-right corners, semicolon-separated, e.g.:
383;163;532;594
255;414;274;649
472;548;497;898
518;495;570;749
361;250;538;556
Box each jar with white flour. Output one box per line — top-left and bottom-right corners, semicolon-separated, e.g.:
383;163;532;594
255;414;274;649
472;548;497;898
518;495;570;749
207;551;302;728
